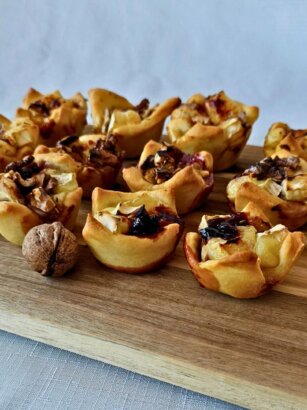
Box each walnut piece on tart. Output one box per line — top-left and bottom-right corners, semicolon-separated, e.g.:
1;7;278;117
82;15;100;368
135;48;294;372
166;91;259;171
227;155;307;230
0;153;82;246
34;134;124;198
184;212;305;299
0;114;39;171
264;122;307;160
123;140;213;215
88;88;180;158
82;188;184;273
15;88;87;146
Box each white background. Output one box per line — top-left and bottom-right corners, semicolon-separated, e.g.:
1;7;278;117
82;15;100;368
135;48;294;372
0;0;306;145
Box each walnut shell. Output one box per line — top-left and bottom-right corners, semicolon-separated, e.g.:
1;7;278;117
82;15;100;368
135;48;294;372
22;222;78;277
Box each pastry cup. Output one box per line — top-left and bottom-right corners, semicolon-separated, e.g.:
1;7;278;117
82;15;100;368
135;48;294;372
227;179;307;230
123;140;213;215
0;153;82;246
16;88;87;146
264;122;307;160
227;157;307;230
82;188;183;273
166;91;259;171
34;134;124;198
184;214;305;299
0;115;39;171
88;88;180;158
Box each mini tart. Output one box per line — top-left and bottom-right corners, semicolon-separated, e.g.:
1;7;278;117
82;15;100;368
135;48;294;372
264;122;307;160
123;140;213;215
184;213;305;299
15;88;87;146
166;91;259;171
88;88;181;158
0;114;39;171
227;156;307;230
0;153;82;246
82;188;183;273
34;134;124;198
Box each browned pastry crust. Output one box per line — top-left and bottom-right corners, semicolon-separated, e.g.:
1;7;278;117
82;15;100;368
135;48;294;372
0;153;82;245
166;91;259;171
88;88;180;158
0;114;39;171
123;140;213;215
227;156;307;230
16;88;87;146
34;134;124;198
184;213;305;299
264;122;307;160
82;188;183;273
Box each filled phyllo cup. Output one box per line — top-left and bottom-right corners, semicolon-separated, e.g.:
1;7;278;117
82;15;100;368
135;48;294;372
123;140;214;215
88;88;180;158
0;152;82;245
184;212;305;299
0;114;39;171
82;188;184;273
166;91;259;171
227;155;307;230
264;122;307;160
35;133;124;198
16;88;87;146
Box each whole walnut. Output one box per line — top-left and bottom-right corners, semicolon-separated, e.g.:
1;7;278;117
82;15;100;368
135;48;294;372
22;222;78;277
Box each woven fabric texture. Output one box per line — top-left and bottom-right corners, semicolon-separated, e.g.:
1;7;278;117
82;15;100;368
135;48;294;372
0;330;243;410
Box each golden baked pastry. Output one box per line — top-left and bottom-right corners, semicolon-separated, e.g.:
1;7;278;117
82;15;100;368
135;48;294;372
82;188;183;273
166;91;259;171
184;212;305;298
123;140;213;215
0;114;39;171
0;153;82;246
88;88;180;158
227;156;307;230
16;88;87;146
264;122;307;160
34;134;124;198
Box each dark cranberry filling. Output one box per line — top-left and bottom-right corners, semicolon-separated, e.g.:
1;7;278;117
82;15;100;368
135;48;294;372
207;93;231;118
178;153;206;169
5;156;41;180
124;205;182;237
56;135;122;169
29;99;61;117
199;213;249;243
57;135;79;146
141;144;207;184
134;98;150;116
141;145;183;170
88;136;120;166
128;205;159;236
243;156;300;183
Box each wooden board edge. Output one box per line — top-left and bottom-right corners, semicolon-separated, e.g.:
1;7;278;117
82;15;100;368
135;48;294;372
1;311;306;410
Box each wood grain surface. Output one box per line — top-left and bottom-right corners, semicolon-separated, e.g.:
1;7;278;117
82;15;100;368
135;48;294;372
0;146;306;410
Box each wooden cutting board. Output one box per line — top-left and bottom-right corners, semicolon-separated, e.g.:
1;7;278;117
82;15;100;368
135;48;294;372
0;145;306;410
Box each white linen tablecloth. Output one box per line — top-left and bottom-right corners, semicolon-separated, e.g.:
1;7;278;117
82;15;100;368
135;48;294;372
0;330;243;410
